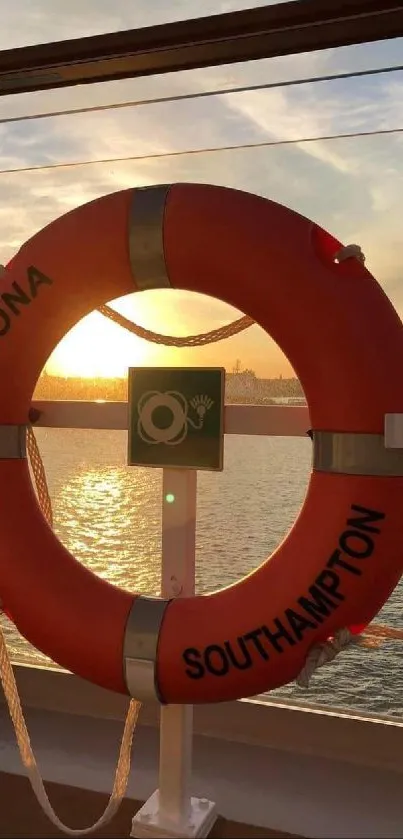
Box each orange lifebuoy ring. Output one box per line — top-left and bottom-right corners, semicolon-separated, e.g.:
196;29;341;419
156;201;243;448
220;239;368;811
1;183;403;704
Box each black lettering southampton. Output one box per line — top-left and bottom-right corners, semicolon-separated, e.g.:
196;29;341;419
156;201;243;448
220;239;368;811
183;633;269;681
224;638;253;670
298;584;340;623
339;530;373;559
0;265;53;339
261;619;296;653
243;628;270;660
182;504;385;680
183;648;205;679
285;608;317;641
327;548;362;577
347;505;385;535
204;645;230;677
315;569;345;601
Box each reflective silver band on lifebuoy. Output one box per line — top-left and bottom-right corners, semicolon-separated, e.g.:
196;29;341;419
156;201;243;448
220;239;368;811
125;187;175;700
0;425;26;459
129;185;172;291
123;595;170;702
313;431;403;476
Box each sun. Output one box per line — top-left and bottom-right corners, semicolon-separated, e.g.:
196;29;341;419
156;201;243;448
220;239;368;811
45;291;194;378
46;306;154;378
43;288;287;380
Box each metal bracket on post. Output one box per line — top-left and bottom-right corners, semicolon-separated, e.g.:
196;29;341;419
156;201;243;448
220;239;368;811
131;469;217;839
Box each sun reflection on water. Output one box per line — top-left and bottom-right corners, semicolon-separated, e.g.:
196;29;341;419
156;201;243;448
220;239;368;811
53;461;162;595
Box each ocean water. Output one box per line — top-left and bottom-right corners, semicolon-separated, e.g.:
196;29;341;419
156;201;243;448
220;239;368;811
5;428;403;718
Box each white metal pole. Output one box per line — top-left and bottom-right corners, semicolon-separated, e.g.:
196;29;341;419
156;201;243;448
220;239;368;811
131;466;216;837
158;468;197;824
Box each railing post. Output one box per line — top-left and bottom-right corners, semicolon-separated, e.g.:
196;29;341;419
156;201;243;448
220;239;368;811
131;469;216;839
159;469;196;826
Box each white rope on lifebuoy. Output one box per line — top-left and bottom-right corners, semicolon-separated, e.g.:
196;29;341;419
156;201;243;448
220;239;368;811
335;244;366;264
296;628;354;688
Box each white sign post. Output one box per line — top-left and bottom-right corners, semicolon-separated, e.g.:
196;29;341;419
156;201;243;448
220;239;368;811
129;369;222;838
131;469;217;838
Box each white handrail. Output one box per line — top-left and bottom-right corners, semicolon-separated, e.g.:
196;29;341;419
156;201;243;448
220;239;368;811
32;399;310;437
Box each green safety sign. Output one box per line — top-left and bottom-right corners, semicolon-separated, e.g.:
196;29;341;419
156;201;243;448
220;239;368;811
128;367;225;471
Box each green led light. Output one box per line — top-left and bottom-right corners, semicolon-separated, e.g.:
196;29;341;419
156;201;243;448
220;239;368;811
165;493;175;504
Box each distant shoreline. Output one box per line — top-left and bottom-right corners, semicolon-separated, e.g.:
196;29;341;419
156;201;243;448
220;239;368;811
34;372;305;403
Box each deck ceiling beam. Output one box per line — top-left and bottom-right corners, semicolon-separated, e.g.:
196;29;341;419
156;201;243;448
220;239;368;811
0;0;402;97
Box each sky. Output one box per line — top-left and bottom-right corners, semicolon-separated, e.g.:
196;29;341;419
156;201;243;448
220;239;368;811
0;1;403;378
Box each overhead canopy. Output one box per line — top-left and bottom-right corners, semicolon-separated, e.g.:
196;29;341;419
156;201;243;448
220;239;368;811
0;0;402;96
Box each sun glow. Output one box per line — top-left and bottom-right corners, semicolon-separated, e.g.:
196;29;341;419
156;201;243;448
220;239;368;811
47;311;152;377
46;294;173;378
42;288;288;381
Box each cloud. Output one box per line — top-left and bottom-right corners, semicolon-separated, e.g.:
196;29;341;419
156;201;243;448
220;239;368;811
0;0;275;50
0;2;402;374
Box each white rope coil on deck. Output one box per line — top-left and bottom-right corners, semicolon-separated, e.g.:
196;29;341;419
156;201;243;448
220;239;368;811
0;625;141;835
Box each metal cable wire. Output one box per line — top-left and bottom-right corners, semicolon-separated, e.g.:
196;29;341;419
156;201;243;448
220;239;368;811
1;126;402;177
0;62;402;127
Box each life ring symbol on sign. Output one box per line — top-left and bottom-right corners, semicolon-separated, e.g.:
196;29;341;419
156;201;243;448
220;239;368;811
137;390;214;446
